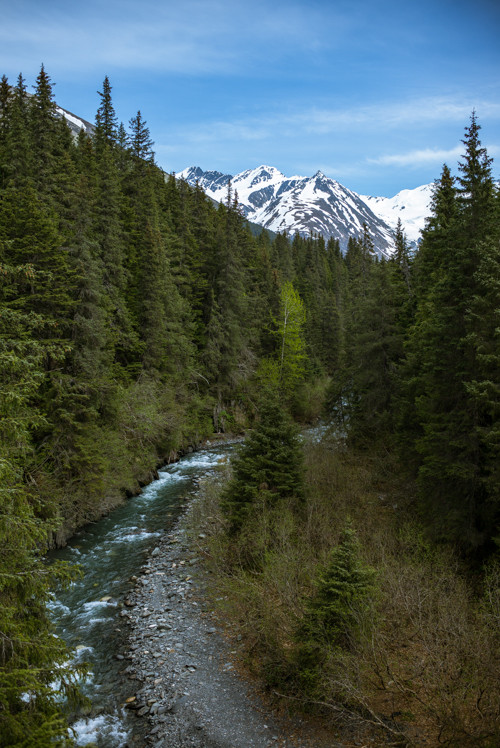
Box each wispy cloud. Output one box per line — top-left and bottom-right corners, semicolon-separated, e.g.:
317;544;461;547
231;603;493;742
368;143;500;168
171;95;500;148
0;0;335;77
298;98;500;134
0;13;235;76
368;146;464;167
176;121;272;144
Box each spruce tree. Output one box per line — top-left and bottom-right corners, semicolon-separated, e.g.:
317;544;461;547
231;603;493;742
30;65;58;193
466;235;500;547
128;110;154;162
294;523;375;696
2;74;32;188
271;231;294;282
222;389;304;532
203;197;253;424
0;261;83;747
0;180;74;325
393;218;413;297
327;232;375;432
457;111;496;242
94;75;118;146
93;130;136;367
0;75;11;151
122;135;194;380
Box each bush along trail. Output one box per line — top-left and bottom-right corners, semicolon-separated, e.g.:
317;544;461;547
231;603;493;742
120;496;335;748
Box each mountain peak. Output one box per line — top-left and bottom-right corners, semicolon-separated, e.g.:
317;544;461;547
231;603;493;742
178;165;433;255
234;165;285;187
254;164;283;174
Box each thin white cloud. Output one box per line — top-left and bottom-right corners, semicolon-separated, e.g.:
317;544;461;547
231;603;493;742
179;121;273;144
368;146;464;167
369;143;500;168
0;0;334;76
0;17;236;76
299;98;500;134
170;95;500;148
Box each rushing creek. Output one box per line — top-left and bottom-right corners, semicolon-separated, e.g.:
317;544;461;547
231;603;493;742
48;442;236;747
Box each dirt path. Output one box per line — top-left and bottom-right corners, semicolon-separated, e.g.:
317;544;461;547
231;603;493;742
119;511;345;748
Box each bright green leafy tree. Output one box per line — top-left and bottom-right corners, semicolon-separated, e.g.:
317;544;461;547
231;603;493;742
278;281;306;397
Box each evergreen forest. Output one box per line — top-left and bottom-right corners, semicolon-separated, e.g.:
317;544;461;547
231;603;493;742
0;67;499;746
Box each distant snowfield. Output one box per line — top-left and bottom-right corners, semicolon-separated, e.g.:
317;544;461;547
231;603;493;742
179;165;433;253
359;184;433;244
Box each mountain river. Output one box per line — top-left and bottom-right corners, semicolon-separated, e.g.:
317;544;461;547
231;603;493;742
48;441;236;747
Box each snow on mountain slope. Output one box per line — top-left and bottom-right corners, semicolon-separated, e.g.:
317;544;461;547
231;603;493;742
55;105;94;137
178;165;396;257
359;184;433;245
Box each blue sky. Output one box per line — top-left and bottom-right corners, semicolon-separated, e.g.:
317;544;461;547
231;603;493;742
2;0;499;195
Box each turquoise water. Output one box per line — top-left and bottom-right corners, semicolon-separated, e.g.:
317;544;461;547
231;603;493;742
48;443;234;746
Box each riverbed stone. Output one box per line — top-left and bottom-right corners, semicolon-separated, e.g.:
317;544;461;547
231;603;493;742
123;450;330;748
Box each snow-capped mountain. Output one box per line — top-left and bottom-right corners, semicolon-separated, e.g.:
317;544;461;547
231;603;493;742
359;184;433;245
179;165;396;257
179;165;433;257
55;105;94;138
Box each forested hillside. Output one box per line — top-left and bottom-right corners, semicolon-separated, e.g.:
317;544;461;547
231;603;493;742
0;67;345;744
0;65;499;746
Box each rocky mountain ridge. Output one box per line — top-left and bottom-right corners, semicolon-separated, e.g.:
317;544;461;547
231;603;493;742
42;97;434;256
179;165;433;256
55;104;95;138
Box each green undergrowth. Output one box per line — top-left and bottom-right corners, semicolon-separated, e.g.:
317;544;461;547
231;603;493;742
187;435;500;748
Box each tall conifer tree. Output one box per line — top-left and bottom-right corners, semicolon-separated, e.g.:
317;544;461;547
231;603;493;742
402;116;498;552
94;75;118;146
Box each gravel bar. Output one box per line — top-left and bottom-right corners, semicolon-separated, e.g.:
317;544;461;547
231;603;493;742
120;503;341;748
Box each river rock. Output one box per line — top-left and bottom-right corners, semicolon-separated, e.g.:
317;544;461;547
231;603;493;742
122;442;330;748
170;695;189;714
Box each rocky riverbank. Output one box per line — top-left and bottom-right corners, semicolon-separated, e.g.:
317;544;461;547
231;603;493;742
118;482;339;748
